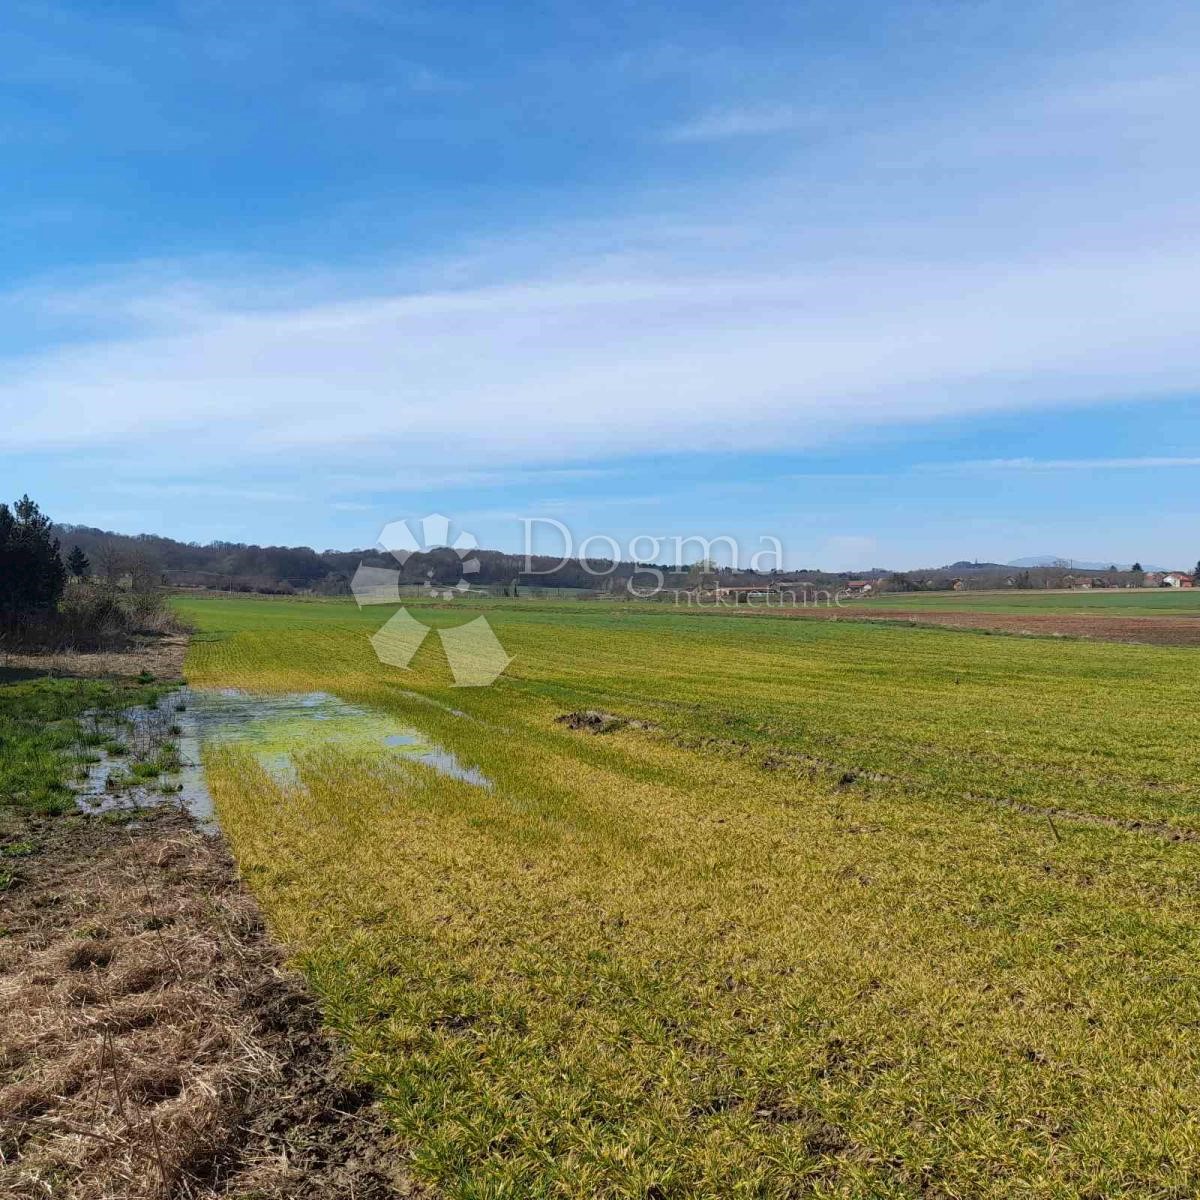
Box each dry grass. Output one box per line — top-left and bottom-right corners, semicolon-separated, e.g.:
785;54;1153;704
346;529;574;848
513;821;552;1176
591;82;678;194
0;806;421;1198
0;636;189;684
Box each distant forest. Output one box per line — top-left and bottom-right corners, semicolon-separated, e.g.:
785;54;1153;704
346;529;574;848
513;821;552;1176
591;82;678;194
52;524;1156;597
52;523;885;596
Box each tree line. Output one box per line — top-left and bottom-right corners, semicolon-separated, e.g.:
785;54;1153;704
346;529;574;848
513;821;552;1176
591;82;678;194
2;498;179;647
10;502;1183;619
52;521;874;596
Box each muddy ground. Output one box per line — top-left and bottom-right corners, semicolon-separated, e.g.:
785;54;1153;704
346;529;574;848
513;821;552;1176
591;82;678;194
0;805;422;1198
769;607;1200;647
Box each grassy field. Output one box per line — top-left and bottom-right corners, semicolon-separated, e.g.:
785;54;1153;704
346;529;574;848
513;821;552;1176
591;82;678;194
179;593;1200;1198
851;587;1200;616
0;673;164;816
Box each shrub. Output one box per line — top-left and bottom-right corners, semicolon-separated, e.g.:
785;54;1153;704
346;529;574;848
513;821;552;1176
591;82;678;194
17;582;188;651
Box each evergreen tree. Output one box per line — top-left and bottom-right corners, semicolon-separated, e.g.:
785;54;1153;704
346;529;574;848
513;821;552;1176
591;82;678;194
0;495;68;630
67;545;90;579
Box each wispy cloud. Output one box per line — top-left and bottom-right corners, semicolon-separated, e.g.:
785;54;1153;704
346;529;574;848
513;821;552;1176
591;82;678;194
6;20;1200;500
928;456;1200;473
325;466;624;495
109;481;303;502
5;240;1198;477
313;64;460;116
663;105;819;142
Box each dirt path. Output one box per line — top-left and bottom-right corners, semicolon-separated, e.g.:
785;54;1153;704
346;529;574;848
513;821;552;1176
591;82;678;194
0;806;423;1198
769;607;1200;647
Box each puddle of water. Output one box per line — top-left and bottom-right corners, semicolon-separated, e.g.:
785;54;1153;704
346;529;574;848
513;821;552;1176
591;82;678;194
179;688;490;790
75;688;490;828
74;698;197;821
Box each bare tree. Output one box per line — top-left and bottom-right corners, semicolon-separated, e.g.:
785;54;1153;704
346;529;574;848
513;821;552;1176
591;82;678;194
93;540;126;587
124;545;163;593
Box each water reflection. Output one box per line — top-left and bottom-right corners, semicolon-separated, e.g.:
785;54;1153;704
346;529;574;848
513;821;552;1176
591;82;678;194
76;687;490;827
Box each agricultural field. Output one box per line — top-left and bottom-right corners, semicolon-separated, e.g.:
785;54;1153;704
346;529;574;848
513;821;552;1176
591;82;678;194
176;593;1200;1198
818;587;1200;648
851;587;1200;616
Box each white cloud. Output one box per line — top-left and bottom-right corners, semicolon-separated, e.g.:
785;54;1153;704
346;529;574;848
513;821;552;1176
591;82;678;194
4;34;1200;489
3;242;1197;479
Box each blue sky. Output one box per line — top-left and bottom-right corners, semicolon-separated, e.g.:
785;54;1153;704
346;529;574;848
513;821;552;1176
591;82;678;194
3;0;1199;570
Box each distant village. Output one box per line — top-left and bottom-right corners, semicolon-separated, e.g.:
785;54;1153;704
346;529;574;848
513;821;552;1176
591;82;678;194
717;565;1198;601
845;566;1195;597
1140;572;1194;589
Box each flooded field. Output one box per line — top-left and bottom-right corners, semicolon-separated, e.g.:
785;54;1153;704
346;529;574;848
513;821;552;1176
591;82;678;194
75;687;489;823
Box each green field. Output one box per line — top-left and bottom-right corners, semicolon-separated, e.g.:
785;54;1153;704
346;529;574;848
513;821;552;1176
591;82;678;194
852;587;1200;616
0;673;166;816
178;593;1200;1198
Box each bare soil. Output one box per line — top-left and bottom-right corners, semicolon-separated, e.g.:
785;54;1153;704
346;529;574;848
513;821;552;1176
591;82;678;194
556;710;659;734
0;806;423;1199
773;608;1200;647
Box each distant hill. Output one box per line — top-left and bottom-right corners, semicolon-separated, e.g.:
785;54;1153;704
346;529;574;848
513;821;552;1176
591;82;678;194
1007;556;1171;572
43;517;1186;594
49;522;867;595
